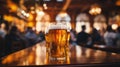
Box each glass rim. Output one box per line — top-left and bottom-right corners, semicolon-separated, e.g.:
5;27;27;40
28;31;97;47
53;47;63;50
45;22;71;34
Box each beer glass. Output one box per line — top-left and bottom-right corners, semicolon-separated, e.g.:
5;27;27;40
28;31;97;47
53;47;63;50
45;23;70;60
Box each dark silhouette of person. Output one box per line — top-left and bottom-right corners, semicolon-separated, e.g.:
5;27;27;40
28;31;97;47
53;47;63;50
70;29;77;45
104;25;117;46
5;26;26;54
91;28;102;44
25;27;37;46
0;35;5;57
116;26;120;48
76;25;91;46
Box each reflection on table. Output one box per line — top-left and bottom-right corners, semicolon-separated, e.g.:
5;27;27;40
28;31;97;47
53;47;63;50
1;41;120;66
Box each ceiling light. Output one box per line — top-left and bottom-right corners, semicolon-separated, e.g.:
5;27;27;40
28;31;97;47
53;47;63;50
89;4;102;15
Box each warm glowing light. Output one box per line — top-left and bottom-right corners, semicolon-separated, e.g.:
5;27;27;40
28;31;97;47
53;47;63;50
86;49;93;58
35;7;43;14
116;15;120;25
43;3;47;7
35;10;45;32
10;4;18;12
112;24;118;30
44;6;48;10
28;14;34;21
60;12;68;18
27;22;34;27
31;11;36;14
36;22;41;32
21;10;25;14
43;3;48;9
38;11;45;15
30;6;35;10
89;8;101;15
1;23;6;29
21;10;30;17
4;15;13;22
36;10;45;21
7;0;18;12
26;13;30;17
76;46;82;57
93;22;107;31
89;4;102;15
35;44;46;65
17;20;25;32
116;0;120;6
35;7;50;32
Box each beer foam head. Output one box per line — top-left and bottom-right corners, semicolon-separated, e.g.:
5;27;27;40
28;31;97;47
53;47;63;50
49;23;67;30
45;27;49;34
45;23;51;34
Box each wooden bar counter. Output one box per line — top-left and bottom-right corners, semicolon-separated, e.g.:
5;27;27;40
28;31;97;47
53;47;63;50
0;41;120;67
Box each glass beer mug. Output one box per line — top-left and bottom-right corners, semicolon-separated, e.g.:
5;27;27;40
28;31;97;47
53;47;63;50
45;22;71;61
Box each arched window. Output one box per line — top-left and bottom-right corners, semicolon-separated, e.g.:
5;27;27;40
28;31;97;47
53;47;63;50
36;9;50;33
76;13;91;33
56;12;71;23
56;12;71;30
93;14;107;33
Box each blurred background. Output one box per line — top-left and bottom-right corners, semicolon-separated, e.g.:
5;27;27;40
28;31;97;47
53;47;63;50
0;0;120;33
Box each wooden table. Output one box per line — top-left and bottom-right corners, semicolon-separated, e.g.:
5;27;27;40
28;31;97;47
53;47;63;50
1;41;120;67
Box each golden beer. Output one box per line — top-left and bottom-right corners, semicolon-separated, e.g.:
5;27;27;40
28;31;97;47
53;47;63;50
45;23;71;60
67;32;70;46
45;32;51;49
49;29;68;60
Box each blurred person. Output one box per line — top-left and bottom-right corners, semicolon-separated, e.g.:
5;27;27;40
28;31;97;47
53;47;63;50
25;27;38;46
104;25;117;47
76;25;92;46
0;35;5;57
70;29;77;45
91;28;102;44
37;31;45;42
116;26;120;48
5;26;26;54
0;23;7;38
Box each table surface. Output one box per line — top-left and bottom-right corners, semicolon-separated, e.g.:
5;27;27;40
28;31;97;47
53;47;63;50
1;41;120;66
